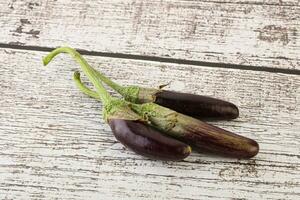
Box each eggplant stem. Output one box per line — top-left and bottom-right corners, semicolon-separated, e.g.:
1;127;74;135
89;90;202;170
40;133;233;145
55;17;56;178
93;69;126;97
94;70;140;103
75;70;140;103
73;71;100;100
43;47;111;105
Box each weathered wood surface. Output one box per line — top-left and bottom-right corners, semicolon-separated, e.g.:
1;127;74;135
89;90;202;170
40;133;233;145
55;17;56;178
0;48;299;199
0;0;299;70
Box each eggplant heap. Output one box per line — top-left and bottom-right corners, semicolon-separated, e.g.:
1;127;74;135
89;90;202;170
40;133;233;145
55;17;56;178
43;47;259;160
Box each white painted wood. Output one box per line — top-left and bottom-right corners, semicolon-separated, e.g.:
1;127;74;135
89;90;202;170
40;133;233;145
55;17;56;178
0;48;299;199
0;0;299;69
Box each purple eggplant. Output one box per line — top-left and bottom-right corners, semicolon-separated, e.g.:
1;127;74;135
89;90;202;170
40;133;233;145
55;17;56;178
90;69;240;119
109;119;191;161
131;103;259;158
153;90;239;120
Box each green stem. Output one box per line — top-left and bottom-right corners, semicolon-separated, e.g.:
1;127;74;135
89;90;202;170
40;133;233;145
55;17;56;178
95;69;141;103
94;69;140;103
43;47;111;105
93;69;125;96
73;71;100;100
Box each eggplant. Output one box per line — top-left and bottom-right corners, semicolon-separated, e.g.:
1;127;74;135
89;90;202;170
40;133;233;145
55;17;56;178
84;67;240;120
109;119;191;161
124;87;240;120
131;103;259;158
153;90;239;120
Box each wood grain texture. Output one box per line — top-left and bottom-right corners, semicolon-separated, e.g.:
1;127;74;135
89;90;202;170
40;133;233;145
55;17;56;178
0;0;299;70
0;48;299;199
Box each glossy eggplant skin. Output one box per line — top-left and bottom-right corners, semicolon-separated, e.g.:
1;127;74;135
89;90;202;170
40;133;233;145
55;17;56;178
154;90;239;120
108;119;191;161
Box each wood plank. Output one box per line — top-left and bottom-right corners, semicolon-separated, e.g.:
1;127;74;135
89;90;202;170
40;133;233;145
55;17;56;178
0;0;299;70
0;48;299;199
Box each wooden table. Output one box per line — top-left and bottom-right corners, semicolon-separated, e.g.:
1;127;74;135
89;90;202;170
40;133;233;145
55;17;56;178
0;0;299;199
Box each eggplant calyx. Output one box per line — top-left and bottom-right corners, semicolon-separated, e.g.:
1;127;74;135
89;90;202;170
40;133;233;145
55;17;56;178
104;99;143;122
136;87;159;103
130;102;180;135
121;86;140;103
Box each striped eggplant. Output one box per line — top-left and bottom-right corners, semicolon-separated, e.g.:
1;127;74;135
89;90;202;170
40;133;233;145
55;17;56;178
130;103;259;158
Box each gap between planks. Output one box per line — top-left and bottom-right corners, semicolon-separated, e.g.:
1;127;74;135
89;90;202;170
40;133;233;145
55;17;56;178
1;0;299;70
1;43;300;76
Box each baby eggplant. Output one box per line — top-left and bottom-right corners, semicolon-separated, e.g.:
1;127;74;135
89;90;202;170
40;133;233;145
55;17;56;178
153;90;239;120
91;70;240;120
131;103;259;158
109;119;191;161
